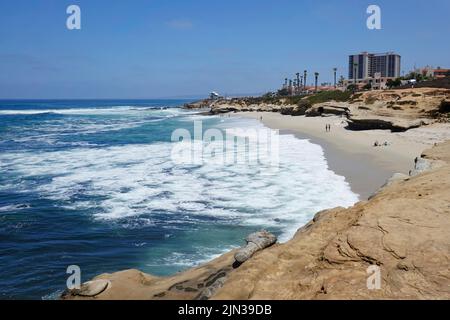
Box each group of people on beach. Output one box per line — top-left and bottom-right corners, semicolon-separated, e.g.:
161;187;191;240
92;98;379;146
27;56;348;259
373;140;390;147
325;124;332;132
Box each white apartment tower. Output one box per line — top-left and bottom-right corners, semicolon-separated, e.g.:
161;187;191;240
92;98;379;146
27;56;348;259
349;52;401;80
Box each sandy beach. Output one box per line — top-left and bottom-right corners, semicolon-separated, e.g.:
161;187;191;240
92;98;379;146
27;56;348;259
233;112;449;199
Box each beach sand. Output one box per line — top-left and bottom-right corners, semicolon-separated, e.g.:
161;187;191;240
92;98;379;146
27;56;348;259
233;112;447;199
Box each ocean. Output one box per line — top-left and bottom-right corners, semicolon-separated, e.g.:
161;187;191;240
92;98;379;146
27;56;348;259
0;100;359;299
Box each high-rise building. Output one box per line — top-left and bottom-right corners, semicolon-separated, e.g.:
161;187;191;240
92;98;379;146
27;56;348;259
348;52;401;80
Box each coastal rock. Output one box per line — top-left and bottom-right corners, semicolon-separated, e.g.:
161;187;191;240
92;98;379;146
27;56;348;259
346;116;426;132
305;102;350;117
210;104;241;114
183;99;211;110
345;88;450;131
386;172;409;184
196;276;227;300
370;173;409;199
234;231;277;264
439;99;450;113
410;157;433;176
65;280;111;298
280;104;306;116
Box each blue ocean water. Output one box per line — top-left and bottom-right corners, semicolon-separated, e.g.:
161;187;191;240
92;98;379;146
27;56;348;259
0;100;358;299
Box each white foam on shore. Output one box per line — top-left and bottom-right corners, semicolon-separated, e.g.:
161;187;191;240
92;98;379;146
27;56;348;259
0;117;359;242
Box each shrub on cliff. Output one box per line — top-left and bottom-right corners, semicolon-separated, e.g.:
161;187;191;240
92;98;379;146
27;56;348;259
297;99;312;109
386;78;402;89
295;100;312;115
306;90;352;105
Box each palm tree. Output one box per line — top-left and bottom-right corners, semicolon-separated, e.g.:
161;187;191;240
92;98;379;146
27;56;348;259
303;70;307;91
314;72;319;92
333;68;337;88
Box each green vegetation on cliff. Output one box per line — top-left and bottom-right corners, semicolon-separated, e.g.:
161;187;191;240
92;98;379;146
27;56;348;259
259;90;352;107
304;90;352;105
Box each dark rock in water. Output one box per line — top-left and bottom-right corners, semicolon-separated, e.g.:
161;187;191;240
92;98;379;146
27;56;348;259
183;99;212;110
234;230;277;263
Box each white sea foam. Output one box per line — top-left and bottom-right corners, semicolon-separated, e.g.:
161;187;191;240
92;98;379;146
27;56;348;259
0;118;359;242
0;106;187;116
0;204;31;212
148;245;238;269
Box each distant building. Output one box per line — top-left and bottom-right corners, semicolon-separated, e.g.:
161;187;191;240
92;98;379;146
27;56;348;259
413;65;435;78
433;67;450;79
411;66;449;78
349;52;401;80
347;52;401;89
209;91;223;100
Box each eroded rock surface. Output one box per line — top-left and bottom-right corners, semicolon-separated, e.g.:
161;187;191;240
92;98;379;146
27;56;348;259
234;231;277;264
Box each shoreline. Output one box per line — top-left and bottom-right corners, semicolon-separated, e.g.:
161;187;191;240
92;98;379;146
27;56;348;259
232;112;432;199
232;112;430;200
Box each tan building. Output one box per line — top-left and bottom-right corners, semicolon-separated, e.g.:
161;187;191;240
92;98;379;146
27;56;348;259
433;68;450;79
345;72;395;90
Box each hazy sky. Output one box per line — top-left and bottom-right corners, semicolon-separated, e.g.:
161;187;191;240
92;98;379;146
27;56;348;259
0;0;449;99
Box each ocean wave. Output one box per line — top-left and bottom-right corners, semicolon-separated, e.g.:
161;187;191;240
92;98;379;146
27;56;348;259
0;204;31;212
0;106;185;116
0;118;359;242
147;245;238;269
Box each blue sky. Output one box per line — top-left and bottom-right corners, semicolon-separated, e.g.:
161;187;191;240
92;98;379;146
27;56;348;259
0;0;449;99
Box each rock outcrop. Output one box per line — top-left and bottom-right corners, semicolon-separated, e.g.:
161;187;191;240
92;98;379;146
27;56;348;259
61;280;110;298
183;99;212;110
234;231;277;264
345;116;429;132
346;88;450;131
62;141;450;300
305;102;350;117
